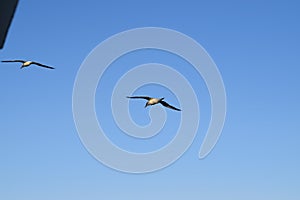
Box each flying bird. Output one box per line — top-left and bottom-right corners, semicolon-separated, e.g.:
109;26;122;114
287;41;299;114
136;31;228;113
126;96;181;111
1;60;55;69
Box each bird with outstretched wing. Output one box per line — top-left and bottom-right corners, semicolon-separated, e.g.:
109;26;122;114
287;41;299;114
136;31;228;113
126;96;181;111
2;59;55;69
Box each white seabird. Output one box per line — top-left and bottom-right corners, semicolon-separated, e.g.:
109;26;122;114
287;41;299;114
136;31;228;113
2;59;55;69
126;96;181;111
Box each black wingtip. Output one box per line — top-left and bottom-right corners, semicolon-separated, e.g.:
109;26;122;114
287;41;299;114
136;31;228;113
173;108;182;111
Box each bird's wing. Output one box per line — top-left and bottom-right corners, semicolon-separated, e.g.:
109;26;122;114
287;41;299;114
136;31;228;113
160;101;181;111
32;62;55;69
126;96;151;100
2;60;25;63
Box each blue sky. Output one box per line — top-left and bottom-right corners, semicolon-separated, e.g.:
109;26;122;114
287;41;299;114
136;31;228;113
1;0;299;199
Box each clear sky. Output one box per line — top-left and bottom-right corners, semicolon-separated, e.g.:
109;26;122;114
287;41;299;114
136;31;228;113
1;0;299;199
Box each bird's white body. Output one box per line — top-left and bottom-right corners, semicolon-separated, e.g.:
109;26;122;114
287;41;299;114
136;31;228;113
148;98;160;105
23;61;32;67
